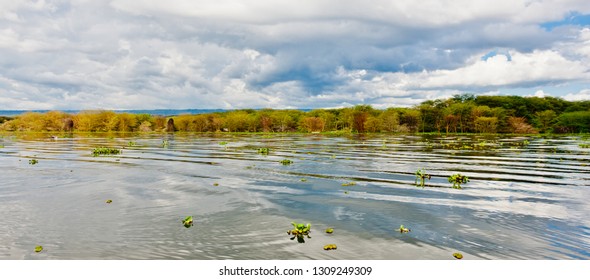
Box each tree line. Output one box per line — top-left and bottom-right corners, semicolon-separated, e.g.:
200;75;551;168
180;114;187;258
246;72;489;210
1;95;589;133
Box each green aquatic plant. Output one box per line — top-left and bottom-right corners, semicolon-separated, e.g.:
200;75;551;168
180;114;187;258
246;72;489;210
92;147;121;157
28;159;38;165
323;244;337;250
287;222;311;243
219;141;228;146
453;252;463;259
35;246;43;253
579;143;590;148
341;181;356;186
280;159;293;165
162;140;169;148
213;183;219;186
415;169;431;187
398;225;410;233
257;147;270;155
300;178;307;182
182;216;194;228
448;173;469;189
127;141;137;147
105;199;112;204
325;228;334;234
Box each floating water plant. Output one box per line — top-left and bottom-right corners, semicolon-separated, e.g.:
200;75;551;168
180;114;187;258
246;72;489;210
35;246;43;253
398;225;410;233
92;147;121;157
182;216;194;228
453;252;463;259
219;141;228;146
415;169;431;187
323;244;337;250
448;174;469;189
287;222;311;243
325;228;334;234
341;182;356;186
300;178;307;182
280;159;293;165
257;147;270;155
213;183;219;186
127;141;137;147
28;159;38;165
579;143;590;148
105;199;112;204
162;140;169;148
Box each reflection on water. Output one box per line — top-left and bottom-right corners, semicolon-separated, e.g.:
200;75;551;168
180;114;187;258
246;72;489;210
0;133;589;259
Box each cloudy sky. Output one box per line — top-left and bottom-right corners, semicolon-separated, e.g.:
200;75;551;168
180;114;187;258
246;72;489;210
1;0;590;110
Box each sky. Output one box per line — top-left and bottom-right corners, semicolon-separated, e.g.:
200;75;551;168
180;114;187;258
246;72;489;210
1;0;590;110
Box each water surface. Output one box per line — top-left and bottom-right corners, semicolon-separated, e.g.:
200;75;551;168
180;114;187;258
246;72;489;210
1;133;589;259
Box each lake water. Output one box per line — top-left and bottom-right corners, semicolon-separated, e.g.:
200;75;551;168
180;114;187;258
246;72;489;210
1;133;589;260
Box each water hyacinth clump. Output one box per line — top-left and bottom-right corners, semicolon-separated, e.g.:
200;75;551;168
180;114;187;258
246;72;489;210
398;225;410;233
415;169;431;187
323;244;337;250
257;147;270;155
448;174;469;189
28;159;39;165
182;216;194;228
280;159;293;165
287;222;311;243
92;147;121;157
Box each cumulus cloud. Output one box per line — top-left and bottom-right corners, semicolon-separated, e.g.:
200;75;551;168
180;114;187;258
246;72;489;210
1;0;590;110
564;89;590;101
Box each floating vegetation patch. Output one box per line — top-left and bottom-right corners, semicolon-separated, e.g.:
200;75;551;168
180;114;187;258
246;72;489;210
323;244;337;250
35;246;43;253
341;182;356;187
287;222;311;243
257;147;270;155
105;199;112;204
280;159;293;165
182;216;194;228
28;159;38;165
162;140;169;148
213;183;219;186
325;228;334;234
398;225;410;233
453;252;463;259
415;169;431;188
448;174;469;189
92;147;121;157
579;143;590;148
300;178;307;182
127;141;137;147
219;141;228;146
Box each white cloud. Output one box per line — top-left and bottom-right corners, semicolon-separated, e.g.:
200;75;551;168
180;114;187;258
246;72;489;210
563;89;590;101
418;50;588;89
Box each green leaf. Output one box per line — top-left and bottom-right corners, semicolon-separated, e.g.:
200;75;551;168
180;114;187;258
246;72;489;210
35;246;43;253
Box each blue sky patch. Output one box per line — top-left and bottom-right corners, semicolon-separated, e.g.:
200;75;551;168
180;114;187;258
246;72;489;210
481;50;512;61
541;12;590;31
